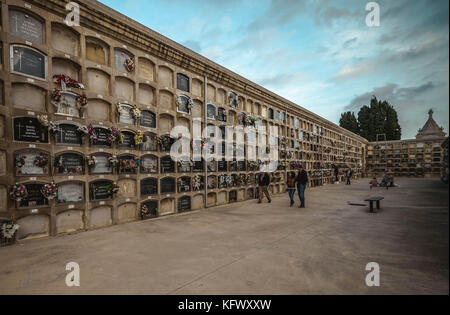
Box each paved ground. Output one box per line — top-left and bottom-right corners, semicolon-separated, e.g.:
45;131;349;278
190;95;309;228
0;178;448;295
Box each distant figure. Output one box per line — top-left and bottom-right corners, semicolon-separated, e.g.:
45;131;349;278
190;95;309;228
370;178;378;189
334;166;339;183
346;169;353;185
286;172;297;207
296;165;308;208
258;172;272;204
381;174;394;190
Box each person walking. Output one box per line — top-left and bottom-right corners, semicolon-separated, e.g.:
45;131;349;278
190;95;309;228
334;166;339;183
286;172;297;207
296;165;308;208
258;172;272;204
346;169;353;185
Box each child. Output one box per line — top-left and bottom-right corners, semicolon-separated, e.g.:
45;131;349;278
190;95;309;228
370;178;378;189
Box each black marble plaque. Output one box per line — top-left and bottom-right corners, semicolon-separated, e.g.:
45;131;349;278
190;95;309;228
178;177;191;192
140;111;156;128
57;124;82;145
218;160;227;172
90;180;112;201
193;160;204;172
141;178;158;196
11;46;46;79
160;177;175;194
57;153;84;174
177;74;189;92
141;201;158;220
94;128;112;147
160;156;175;173
207;104;216;119
238;161;246;172
13;117;48;143
20;183;48;208
178;196;191;212
119;131;136;149
9;10;44;44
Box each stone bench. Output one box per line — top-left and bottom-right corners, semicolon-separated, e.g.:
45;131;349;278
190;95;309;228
364;197;384;213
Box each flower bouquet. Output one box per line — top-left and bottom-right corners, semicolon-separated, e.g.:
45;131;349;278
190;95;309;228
9;183;28;202
134;130;147;146
34;154;49;169
1;222;19;240
50;88;62;104
86;155;97;168
37;114;49;127
77;94;88;108
192;175;202;191
107;182;119;194
107;127;119;145
88;124;98;144
125;58;135;72
15;156;26;169
41;182;57;200
131;106;141;120
77;125;89;136
53;74;85;90
108;154;118;168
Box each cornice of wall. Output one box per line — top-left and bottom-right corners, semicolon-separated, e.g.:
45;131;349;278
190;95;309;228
28;0;368;144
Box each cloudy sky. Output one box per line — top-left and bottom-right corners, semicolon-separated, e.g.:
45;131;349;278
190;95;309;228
99;0;449;139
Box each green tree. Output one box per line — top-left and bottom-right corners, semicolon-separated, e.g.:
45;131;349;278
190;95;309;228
339;111;360;135
341;96;402;141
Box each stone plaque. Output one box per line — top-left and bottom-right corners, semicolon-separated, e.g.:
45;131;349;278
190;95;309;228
141;155;158;174
119;131;136;149
91;154;112;174
207;176;216;189
90;180;113;201
160;156;175;173
218;160;227;172
9;10;44;44
118;104;135;125
160;177;175;194
15;150;49;176
13;117;48;143
178;177;191;192
141;178;157;196
20;183;48;208
11;46;47;79
115;49;132;72
140;110;156;128
58;182;84;203
141;201;158;220
178;196;191;212
56;153;84;175
56;124;82;145
93;127;112;147
55;92;80;117
207;104;216;119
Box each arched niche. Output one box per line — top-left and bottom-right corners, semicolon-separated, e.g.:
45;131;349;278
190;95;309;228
228;110;236;124
117;103;137;125
117;154;138;174
14;149;50;176
160;155;175;173
13;117;48;143
207;103;216;120
247;188;255;200
268;108;274;120
177;73;190;92
176;94;192;114
238;189;245;201
51;22;80;56
117;178;136;198
141;201;158;219
159;114;174;134
18;183;49;208
16;215;49;240
228;92;238;108
246;99;253;113
141;132;158;151
177;117;190;132
89;206;112;229
140;110;156;128
178;176;191;192
138;57;155;81
90;152;113;174
217;191;227;205
191;78;203;97
191;100;203;119
56;210;84;234
12;83;46;111
207;175;217;189
87;68;110;95
159;90;174;111
9;8;44;44
158;66;173;88
52;58;80;81
115;77;135;102
10;45;47;79
87;99;110;121
118;203;137;223
55;123;84;146
254;102;261;116
217;89;226;105
57;181;84;203
0;185;8;212
89;180;114;201
160;177;176;194
118;130;137;149
160;198;175;215
86;36;110;65
140;154;158;173
141;177;158;196
53;91;83;118
207;192;217;207
217;107;227;122
261;105;267;117
229;190;237;203
138;83;154;106
179;196;192;212
114;48;134;72
207;84;216;102
55;152;84;175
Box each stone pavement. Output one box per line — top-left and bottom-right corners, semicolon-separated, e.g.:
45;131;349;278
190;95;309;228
0;178;448;295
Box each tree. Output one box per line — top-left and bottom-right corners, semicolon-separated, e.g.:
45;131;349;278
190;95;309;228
339;111;360;135
340;96;402;141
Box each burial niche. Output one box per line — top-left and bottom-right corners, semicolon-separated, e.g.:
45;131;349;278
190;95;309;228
12;83;46;111
52;91;84;118
141;178;158;196
117;103;137;125
86;37;109;65
118;155;139;174
10;45;47;79
90;153;113;175
90;180;114;201
161;177;176;194
51;23;80;56
114;49;134;72
140;154;158;174
13;117;48;143
178;196;191;213
178;176;191;193
160;156;175;173
177;73;190;92
118;130;136;149
9;9;44;44
141;132;158;151
57;182;84;204
15;150;49;176
140;110;156;128
54;152;84;175
91;127;112;147
19;183;48;208
141;201;158;220
207;104;216;120
56;123;83;145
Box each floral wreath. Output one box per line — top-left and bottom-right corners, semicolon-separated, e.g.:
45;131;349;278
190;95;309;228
77;94;88;109
86;155;97;168
34;153;49;168
87;125;98;144
125;58;135;73
41;182;57;200
134;130;147;146
1;221;20;239
50;88;62;104
15;156;26;169
192;175;202;191
108;154;118;168
53;74;85;90
9;183;28;202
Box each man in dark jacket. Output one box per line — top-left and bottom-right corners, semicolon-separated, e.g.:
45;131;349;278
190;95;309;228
258;172;272;203
296;165;308;208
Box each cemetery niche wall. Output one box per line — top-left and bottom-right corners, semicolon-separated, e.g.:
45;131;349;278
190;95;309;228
0;0;368;240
